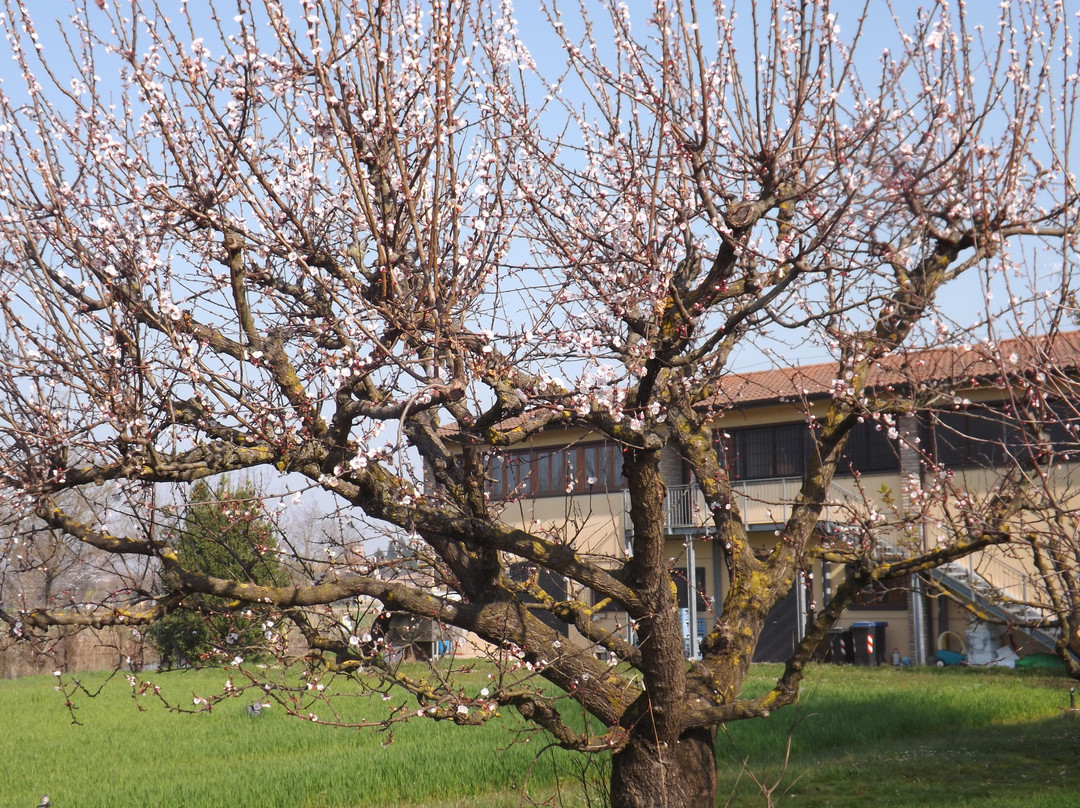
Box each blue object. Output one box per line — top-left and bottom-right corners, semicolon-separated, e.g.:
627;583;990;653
935;649;966;666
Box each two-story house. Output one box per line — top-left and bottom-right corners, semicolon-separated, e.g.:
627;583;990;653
473;332;1080;666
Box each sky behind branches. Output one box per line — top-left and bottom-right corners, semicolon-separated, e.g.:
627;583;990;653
0;0;1074;376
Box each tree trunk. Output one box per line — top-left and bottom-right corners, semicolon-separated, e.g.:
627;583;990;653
610;725;718;808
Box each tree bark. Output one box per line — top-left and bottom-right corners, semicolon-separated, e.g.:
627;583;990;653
610;725;718;808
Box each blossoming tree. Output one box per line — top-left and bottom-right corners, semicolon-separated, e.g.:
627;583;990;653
0;0;1076;805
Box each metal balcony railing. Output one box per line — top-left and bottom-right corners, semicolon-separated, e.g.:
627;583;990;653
624;479;1051;615
618;472;1064;658
622;477;822;539
926;552;1059;651
620;484;709;541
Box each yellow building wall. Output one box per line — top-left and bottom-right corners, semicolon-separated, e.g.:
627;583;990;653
481;391;1069;662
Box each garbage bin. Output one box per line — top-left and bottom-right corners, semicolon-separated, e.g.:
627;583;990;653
827;628;854;664
850;622;888;666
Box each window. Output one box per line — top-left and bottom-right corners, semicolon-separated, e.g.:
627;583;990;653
1040;401;1080;460
840;420;901;475
722;420;899;481
592;588;623;613
723;423;812;481
850;580;908;610
673;567;709;611
926;402;1080;469
487;443;626;499
584;444;621;489
489;452;531;500
509;563;569;636
930;407;1021;468
535;448;570;495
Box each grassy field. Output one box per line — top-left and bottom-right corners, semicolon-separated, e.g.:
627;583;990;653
719;665;1080;807
1;663;1077;807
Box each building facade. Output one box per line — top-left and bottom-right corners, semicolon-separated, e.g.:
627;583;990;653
473;334;1080;665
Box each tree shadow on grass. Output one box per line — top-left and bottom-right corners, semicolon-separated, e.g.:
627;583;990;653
717;668;1080;807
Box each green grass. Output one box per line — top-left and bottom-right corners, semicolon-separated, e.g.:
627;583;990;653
0;663;1077;807
719;665;1080;807
0;664;588;808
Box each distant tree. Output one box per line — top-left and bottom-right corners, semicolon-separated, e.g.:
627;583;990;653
1;521;86;610
149;480;288;668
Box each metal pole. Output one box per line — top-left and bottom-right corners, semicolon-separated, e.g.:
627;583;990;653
911;573;926;666
796;570;806;644
687;535;698;659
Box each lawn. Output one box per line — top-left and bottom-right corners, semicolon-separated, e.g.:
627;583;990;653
718;664;1080;807
0;662;1076;807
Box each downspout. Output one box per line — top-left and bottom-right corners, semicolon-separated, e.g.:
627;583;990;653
687;535;699;659
899;413;929;665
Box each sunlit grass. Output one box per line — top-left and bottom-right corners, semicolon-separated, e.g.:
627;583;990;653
0;664;589;808
720;664;1080;807
1;662;1076;807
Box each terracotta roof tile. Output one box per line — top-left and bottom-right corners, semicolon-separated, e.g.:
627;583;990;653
707;331;1080;408
440;331;1080;436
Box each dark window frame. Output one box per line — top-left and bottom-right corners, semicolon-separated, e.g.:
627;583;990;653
840;419;902;475
509;563;569;636
721;422;812;481
850;580;908;610
721;420;899;481
928;405;1027;469
488;442;626;500
673;566;709;611
1046;400;1080;459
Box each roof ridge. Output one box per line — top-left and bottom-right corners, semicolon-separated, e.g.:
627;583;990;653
439;330;1080;435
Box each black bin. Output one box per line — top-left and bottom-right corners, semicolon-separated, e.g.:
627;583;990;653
827;628;854;664
850;621;888;666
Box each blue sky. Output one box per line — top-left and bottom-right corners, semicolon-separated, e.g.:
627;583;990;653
0;0;1073;375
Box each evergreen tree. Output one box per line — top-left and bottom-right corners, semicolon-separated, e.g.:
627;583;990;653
149;480;288;668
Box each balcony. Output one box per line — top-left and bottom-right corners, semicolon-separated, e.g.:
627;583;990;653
622;477;872;539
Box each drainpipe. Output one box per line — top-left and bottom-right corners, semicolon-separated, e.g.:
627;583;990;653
911;572;926;666
898;413;929;665
687;535;699;659
796;569;807;644
821;558;832;608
